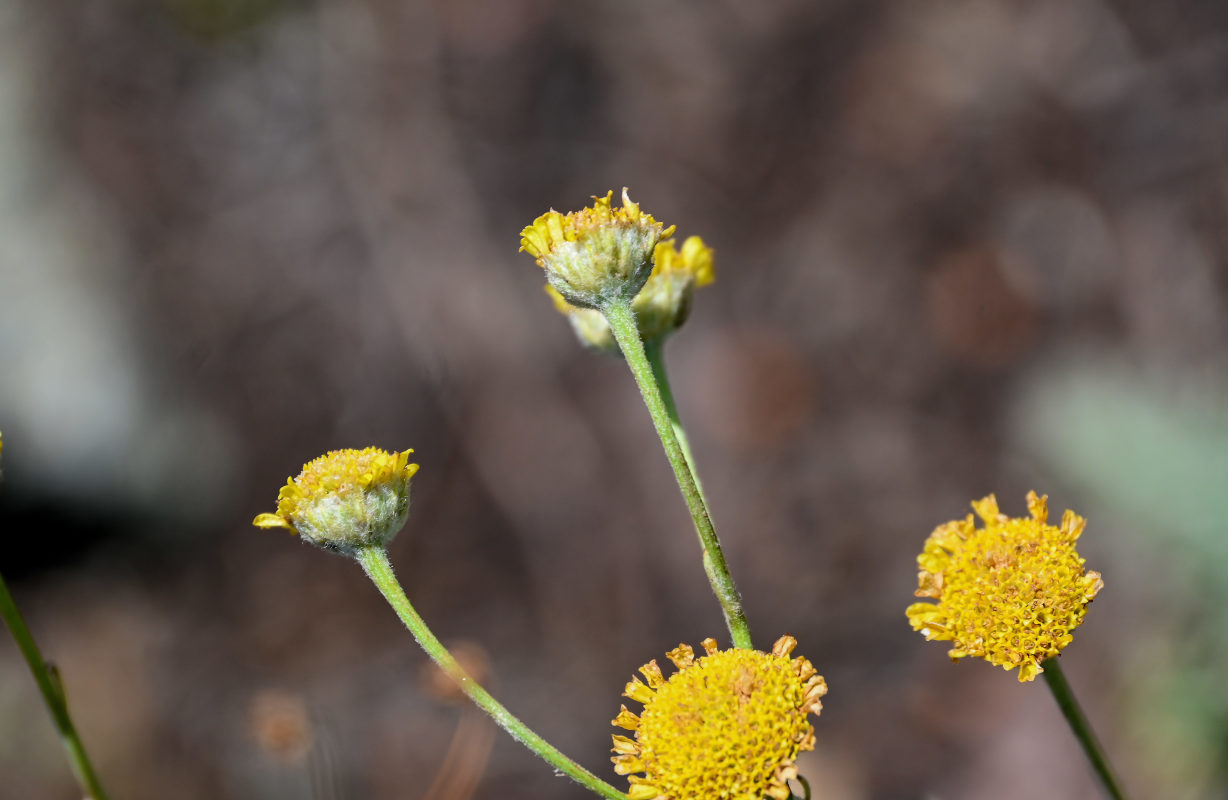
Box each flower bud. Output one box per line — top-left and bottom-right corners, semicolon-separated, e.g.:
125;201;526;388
544;285;616;351
253;448;419;554
520;189;675;309
545;236;715;352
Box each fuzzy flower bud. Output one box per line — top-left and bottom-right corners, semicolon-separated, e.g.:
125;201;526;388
253;448;419;554
520;189;675;309
546;236;715;352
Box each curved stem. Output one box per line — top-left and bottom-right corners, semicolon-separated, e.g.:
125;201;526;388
0;573;109;800
1041;658;1129;800
354;546;627;800
602;299;752;649
643;338;705;502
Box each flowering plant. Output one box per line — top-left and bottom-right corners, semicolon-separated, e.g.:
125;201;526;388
2;190;1128;800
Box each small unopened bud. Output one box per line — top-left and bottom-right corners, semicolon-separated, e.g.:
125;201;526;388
253;447;419;554
520;189;675;309
544;286;616;351
544;236;715;352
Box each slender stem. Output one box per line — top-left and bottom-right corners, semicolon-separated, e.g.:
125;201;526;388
643;338;706;502
0;572;109;800
1041;658;1128;800
354;546;627;800
602;299;752;649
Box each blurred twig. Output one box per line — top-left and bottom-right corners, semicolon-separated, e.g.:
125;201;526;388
0;572;110;800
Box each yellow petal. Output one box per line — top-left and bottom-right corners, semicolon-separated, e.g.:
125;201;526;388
611;705;640;730
971;494;1000;523
1061;509;1087;540
253;513;293;531
627;784;659;800
638;659;665;689
1082;571;1104;601
771;635;797;657
1026;491;1049;523
623;678;654;705
665;643;694;670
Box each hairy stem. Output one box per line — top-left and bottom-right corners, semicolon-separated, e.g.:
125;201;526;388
602;299;752;649
643;338;706;502
355;546;627;800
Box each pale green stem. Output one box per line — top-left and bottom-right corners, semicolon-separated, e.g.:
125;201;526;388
1041;658;1129;800
643;338;705;502
354;546;627;800
602;299;752;649
0;572;109;800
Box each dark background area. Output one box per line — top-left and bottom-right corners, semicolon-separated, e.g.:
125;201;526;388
2;1;1227;798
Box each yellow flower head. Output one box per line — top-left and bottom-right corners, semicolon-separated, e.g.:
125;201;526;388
611;636;826;800
546;235;715;352
520;189;675;309
906;492;1104;682
253;448;419;554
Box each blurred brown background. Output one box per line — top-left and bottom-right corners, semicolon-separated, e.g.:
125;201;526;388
2;1;1227;798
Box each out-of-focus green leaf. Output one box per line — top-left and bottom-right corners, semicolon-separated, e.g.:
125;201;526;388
1017;362;1228;568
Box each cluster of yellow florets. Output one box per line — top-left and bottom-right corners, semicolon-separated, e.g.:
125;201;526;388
906;492;1103;682
519;189;675;309
242;185;1121;800
611;636;826;800
254;448;419;553
546;235;715;351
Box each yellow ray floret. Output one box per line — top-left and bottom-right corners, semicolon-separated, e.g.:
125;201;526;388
254;448;419;554
545;235;715;351
653;235;714;287
611;636;826;800
519;189;675;309
906;491;1104;682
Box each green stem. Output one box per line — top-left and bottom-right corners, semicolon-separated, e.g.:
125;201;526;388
643;338;705;502
1041;658;1128;800
354;546;627;800
602;299;752;649
0;572;109;800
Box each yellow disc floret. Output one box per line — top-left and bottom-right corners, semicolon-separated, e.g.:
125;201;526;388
253;448;419;554
611;636;826;800
906;491;1104;682
520;189;675;309
545;235;715;352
